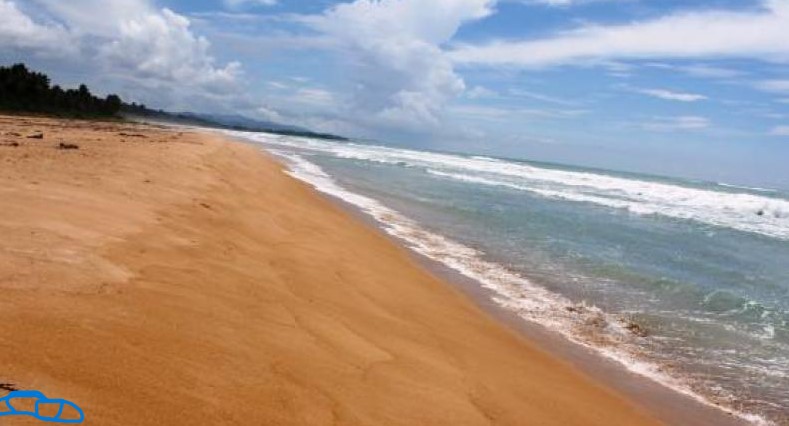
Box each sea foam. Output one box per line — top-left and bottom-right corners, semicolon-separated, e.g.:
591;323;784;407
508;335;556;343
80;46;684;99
228;130;776;425
230;132;789;242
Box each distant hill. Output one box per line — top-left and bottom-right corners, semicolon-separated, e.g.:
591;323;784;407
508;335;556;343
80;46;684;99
181;112;310;134
122;102;348;141
0;62;347;141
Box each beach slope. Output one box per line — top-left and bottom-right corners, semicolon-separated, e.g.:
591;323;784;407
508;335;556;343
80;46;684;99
0;115;660;425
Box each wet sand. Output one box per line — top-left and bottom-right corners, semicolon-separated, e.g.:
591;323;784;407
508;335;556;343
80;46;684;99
314;178;749;426
0;115;662;425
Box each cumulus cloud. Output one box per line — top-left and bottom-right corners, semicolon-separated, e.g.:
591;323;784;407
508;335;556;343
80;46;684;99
302;0;496;131
0;0;75;55
2;0;241;100
99;8;241;92
635;88;707;102
29;0;152;35
450;0;789;67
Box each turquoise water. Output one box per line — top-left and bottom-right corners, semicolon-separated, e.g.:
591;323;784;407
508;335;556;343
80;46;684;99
231;131;789;424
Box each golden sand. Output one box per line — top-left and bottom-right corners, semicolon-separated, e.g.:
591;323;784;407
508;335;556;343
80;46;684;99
0;115;661;425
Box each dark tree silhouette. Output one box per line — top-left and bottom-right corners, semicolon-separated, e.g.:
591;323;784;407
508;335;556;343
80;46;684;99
0;63;348;140
0;63;123;117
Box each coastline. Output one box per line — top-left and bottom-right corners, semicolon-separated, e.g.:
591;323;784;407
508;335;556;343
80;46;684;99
0;115;680;424
308;186;750;426
228;133;750;426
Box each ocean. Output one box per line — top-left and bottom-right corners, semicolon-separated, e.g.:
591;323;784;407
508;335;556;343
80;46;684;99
228;130;789;425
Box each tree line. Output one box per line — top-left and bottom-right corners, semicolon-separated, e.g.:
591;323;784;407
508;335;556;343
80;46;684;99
0;63;348;140
0;63;122;117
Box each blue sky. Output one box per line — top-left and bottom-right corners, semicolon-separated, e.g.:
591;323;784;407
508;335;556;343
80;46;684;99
2;0;789;188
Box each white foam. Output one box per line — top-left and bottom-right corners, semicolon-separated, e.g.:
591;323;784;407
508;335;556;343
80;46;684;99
718;182;778;193
229;130;789;242
254;143;771;425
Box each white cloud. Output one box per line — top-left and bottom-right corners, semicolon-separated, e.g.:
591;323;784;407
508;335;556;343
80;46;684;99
465;85;499;99
256;105;283;122
516;0;620;6
642;116;710;132
525;0;575;5
2;0;241;99
267;81;290;90
678;64;744;79
764;112;789;119
0;0;75;54
770;125;789;136
293;88;335;107
451;104;587;121
99;8;241;92
450;0;789;67
303;0;496;131
30;0;151;34
223;0;277;10
248;80;356;131
635;88;707;102
756;80;789;94
509;89;578;106
644;62;744;79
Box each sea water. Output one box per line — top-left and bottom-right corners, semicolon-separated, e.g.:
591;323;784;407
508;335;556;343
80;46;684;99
228;131;789;425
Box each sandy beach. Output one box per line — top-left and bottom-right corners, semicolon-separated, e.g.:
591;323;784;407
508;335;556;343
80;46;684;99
0;115;663;425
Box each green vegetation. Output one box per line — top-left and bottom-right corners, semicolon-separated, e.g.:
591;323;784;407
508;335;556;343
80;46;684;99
0;63;122;117
0;63;347;141
121;105;349;141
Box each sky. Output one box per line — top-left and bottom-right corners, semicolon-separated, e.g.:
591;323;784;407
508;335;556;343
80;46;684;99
2;0;789;189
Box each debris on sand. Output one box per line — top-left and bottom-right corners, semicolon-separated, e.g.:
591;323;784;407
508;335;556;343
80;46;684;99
57;143;80;150
0;382;18;392
27;133;44;139
625;321;649;337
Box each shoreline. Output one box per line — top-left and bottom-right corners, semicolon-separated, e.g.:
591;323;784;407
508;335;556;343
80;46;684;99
325;197;749;426
0;115;710;424
405;238;750;426
223;131;754;426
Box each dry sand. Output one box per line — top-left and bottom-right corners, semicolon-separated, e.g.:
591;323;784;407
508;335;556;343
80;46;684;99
0;115;662;425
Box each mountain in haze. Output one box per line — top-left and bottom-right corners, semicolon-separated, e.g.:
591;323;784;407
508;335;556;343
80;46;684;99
180;112;309;134
0;62;347;141
121;104;347;141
